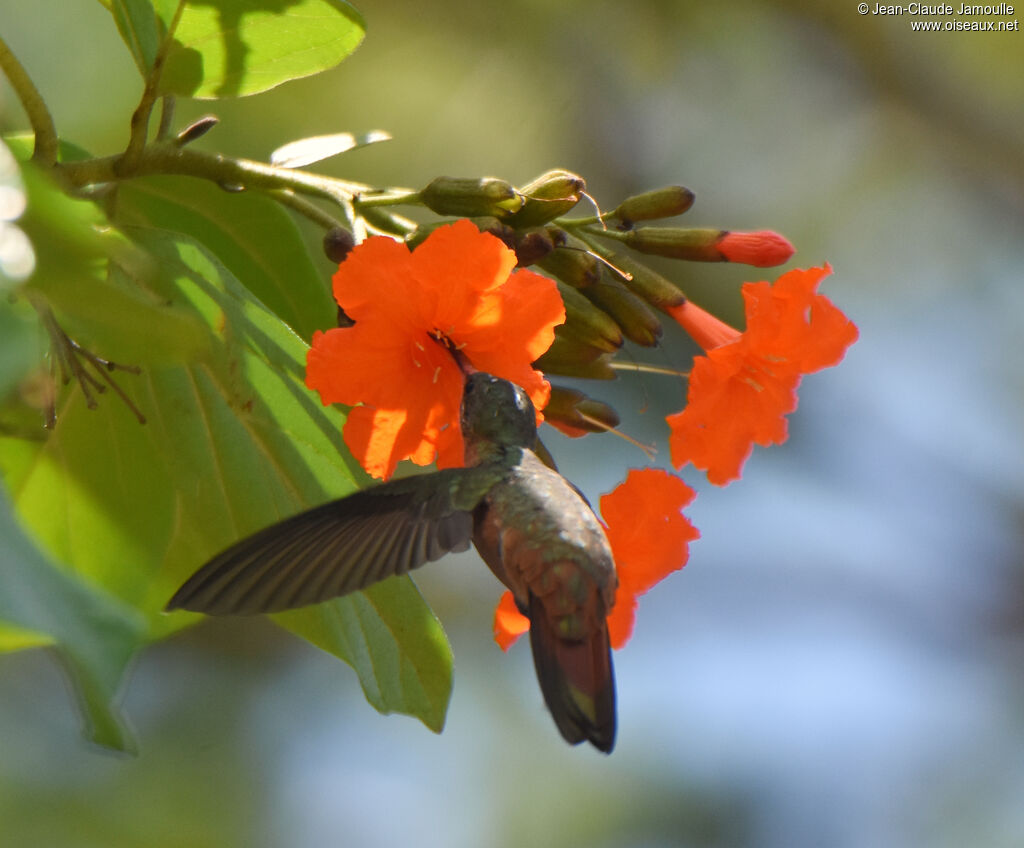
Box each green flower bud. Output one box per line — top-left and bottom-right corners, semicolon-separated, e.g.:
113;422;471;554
613;185;694;227
583;243;686;310
538;246;601;288
507;169;586;228
534;336;617;380
544;386;621;437
418;176;524;218
557;282;623;352
617;226;725;261
581;276;662;347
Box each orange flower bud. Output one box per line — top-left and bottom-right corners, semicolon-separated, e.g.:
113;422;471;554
716;230;794;267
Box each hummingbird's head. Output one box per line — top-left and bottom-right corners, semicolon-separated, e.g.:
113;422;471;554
460;372;537;449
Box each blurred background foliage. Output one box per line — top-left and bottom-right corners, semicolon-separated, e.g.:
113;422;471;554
2;0;1023;846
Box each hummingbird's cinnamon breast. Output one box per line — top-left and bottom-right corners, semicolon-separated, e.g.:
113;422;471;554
472;449;618;635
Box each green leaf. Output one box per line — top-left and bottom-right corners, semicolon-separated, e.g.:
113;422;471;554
270;130;391;169
0;482;147;751
107;0;163;74
278;578;453;733
15;157;211;367
157;0;366;99
0;298;40;400
1;220;454;731
116;175;335;340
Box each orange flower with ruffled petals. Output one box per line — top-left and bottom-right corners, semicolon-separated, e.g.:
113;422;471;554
664;264;858;486
493;468;698;651
306;220;565;479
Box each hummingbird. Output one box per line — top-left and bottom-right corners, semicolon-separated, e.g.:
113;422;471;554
166;371;618;752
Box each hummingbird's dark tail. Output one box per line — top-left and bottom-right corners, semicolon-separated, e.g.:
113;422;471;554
527;593;617;753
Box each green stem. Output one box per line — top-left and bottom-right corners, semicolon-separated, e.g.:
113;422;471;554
60;145;416;218
156;96;176;142
556;212;612;227
352;188;421;207
0;34;58;165
270;189;345;230
576;224;629;243
120;0;186;173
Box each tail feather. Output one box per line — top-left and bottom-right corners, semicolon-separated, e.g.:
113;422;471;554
527;593;616;753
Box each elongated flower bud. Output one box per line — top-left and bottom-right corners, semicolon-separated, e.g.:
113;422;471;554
507;169;586;227
614;226;794;267
613;186;694;227
557;281;623;352
538;246;601;288
716;230;794;267
583;244;686;310
418;176;524;218
617;226;724;261
664;299;741;351
544;386;621;438
534;336;617;380
581;276;662;347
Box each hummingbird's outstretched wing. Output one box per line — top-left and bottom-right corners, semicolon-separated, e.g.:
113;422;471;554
166;466;504;615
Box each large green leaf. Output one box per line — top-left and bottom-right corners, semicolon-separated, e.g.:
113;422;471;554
1;187;453;731
117;175;335;340
0;483;147;750
156;0;366;99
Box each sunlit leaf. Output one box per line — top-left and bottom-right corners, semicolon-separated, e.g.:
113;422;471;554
270;130;391;169
0;218;454;731
104;0;162;74
156;0;367;99
116;175;335;340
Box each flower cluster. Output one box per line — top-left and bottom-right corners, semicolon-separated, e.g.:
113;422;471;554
306;174;858;648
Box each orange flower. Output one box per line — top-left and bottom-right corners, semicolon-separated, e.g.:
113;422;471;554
306;220;565;479
493;468;698;651
664;265;858;486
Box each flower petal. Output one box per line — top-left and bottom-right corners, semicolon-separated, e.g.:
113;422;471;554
667;346;798;485
600;468;699;595
493;590;529;651
412;219;517;326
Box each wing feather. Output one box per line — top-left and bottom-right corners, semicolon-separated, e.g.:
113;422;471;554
166;467;501;615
